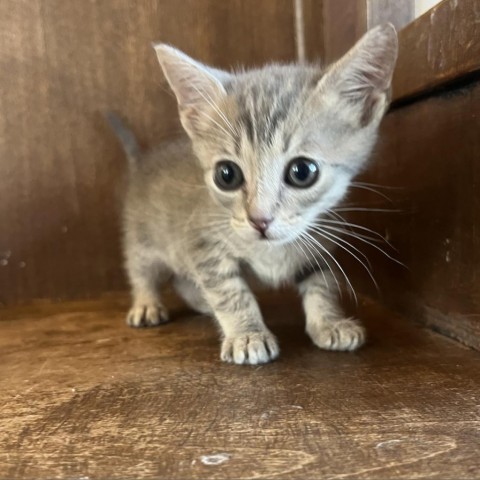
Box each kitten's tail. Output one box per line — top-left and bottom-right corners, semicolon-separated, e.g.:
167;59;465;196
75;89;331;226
105;111;141;168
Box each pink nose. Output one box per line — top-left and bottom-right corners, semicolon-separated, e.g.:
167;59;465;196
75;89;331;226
248;216;273;236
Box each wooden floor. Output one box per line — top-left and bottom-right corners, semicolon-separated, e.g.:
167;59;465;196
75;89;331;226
1;291;479;479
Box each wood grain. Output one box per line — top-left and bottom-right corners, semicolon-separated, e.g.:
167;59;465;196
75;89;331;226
343;80;480;350
0;0;298;305
0;291;479;479
392;0;480;102
311;0;480;348
321;0;367;64
367;0;415;30
310;0;480;103
301;0;326;63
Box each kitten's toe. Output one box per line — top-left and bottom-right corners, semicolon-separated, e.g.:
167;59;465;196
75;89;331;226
127;304;169;328
308;318;365;351
221;330;279;365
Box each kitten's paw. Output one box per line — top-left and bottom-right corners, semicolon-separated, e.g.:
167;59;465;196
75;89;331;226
221;331;279;365
308;318;365;351
127;304;169;328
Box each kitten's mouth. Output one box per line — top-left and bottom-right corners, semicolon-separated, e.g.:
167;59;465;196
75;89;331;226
255;233;293;245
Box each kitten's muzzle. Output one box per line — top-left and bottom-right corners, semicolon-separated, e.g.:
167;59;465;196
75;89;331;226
248;215;273;239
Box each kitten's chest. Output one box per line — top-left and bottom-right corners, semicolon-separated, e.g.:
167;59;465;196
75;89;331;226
240;246;298;287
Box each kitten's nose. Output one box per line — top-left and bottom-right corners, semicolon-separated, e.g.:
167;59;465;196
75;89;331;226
248;216;273;236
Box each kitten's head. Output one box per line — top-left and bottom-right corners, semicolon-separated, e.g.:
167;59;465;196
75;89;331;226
154;24;397;244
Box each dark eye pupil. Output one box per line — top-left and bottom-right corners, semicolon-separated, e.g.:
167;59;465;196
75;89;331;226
214;161;244;191
221;165;235;184
285;157;319;188
292;162;311;181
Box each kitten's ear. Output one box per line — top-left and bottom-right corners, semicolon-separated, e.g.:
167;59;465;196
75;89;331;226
318;23;398;127
153;44;232;136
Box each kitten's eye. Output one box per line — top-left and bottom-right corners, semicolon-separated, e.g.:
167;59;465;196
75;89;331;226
214;161;244;191
285;157;319;188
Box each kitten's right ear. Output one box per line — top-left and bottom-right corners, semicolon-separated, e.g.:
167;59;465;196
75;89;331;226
153;44;232;136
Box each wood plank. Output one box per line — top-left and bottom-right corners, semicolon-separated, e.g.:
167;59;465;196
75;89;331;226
309;0;480;102
342;80;480;350
367;0;415;30
392;0;480;101
302;0;326;63
0;292;479;479
0;0;298;305
321;0;367;64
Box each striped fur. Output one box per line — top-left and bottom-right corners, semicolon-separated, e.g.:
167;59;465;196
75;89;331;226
118;25;398;364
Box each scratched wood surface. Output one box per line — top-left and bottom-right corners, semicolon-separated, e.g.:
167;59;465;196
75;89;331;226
392;0;480;102
1;292;479;479
316;0;480;103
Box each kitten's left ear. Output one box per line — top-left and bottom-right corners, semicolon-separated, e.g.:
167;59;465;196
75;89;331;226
318;23;398;127
153;44;232;136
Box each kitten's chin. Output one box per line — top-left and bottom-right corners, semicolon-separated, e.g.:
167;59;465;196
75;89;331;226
267;233;304;246
235;230;301;247
263;237;295;247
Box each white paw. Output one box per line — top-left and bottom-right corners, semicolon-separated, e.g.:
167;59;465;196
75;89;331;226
308;318;365;351
221;331;280;365
127;304;169;328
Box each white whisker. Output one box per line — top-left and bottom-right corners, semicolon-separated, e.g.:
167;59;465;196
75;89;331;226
317;218;396;248
299;233;344;300
302;231;357;304
316;224;407;269
191;84;238;137
353;181;402;190
301;235;339;296
334;207;402;213
309;226;379;293
310;225;372;269
294;236;330;292
350;183;393;202
326;209;349;224
197;110;232;138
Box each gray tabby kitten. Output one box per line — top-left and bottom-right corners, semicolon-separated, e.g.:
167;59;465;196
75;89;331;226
112;24;398;365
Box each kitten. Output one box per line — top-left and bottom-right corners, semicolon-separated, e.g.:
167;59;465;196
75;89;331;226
109;24;398;365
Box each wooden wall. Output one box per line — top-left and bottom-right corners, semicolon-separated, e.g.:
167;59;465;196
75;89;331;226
0;0;310;306
3;0;479;352
350;79;480;350
342;0;480;349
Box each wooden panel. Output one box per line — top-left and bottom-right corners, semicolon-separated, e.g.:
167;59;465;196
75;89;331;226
0;0;298;306
321;0;367;64
344;80;480;349
392;0;480;102
314;0;480;103
367;0;415;31
302;0;326;63
1;292;479;478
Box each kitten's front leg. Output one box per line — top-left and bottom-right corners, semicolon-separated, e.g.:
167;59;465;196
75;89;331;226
193;256;279;365
298;272;365;351
125;248;171;327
